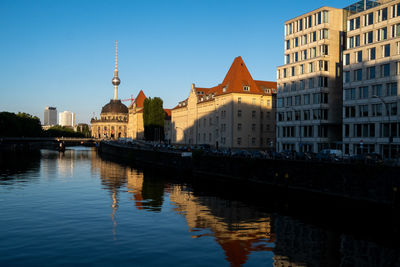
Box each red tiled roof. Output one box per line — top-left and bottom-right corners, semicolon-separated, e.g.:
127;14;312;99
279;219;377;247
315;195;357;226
164;109;172;117
174;57;277;107
135;90;147;108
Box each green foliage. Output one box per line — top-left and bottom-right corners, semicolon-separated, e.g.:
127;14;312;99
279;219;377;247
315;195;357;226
0;112;42;137
143;97;165;141
43;125;84;138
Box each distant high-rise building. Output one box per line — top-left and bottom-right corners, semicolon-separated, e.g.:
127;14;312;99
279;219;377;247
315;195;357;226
59;111;75;127
44;106;57;126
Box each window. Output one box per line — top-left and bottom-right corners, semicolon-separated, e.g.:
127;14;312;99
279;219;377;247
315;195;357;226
382;44;390;57
300;80;305;90
252;98;256;105
285;40;290;50
318;76;328;87
304;94;310;105
344;54;350;65
356;51;362;63
302;35;307;45
237;109;242;117
354;69;362;81
237;137;241;145
295;95;301;105
252;124;256;131
377;27;387;41
251;137;256;145
393;3;400;18
318;60;328;71
311;31;317;42
308;62;313;72
359;86;369;99
367;67;375;79
294;52;298;62
320;29;329;39
386;82;397;96
345;106;356;118
392;23;400;37
320;44;328;55
322;10;329;23
243;86;250;91
294;37;299;47
377;8;388;22
252;110;256;118
277;98;283;108
285;55;290;64
237;123;242;130
299;64;304;74
344;71;350;83
303;110;310;120
372;84;382;97
309;78;314;89
365;12;373;25
345;88;356;100
291;66;295;76
311;47;316;58
238;97;241;104
372;103;383;116
369;47;376;60
364;31;373;44
359;105;369;117
381;64;390;77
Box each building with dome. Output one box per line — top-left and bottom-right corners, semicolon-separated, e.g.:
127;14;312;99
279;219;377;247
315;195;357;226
91;41;129;139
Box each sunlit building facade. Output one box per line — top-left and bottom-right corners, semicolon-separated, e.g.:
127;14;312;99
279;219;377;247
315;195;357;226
276;7;346;153
43;106;57;126
343;0;400;158
171;56;277;150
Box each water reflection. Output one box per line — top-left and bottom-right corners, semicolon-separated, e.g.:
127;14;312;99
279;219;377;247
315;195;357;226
0;150;41;185
169;185;274;266
1;148;399;266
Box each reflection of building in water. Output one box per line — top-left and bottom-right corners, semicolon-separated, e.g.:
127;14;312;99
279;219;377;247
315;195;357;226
272;214;400;267
169;185;274;267
91;152;165;213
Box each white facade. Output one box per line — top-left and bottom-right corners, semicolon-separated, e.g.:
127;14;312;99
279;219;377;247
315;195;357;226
44;106;57;126
59;111;75;127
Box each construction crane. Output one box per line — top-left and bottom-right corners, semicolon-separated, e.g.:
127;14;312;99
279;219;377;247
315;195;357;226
121;95;135;106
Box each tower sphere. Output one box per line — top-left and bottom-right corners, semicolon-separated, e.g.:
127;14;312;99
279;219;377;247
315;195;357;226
112;76;120;86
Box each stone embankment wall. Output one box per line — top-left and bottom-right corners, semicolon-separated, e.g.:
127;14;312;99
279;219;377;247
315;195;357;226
99;141;400;207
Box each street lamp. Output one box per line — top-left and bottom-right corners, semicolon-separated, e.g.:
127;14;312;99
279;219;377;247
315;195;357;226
372;95;392;159
286;106;302;152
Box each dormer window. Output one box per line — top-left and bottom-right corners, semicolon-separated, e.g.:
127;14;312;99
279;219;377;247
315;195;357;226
266;89;271;93
222;86;227;92
243;86;250;91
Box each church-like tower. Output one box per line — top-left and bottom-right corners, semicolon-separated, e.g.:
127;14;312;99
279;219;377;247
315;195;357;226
112;40;120;100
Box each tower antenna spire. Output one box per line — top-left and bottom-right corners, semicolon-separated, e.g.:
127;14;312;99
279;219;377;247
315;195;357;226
112;40;121;100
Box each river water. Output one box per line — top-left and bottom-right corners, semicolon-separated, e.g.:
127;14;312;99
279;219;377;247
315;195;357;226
0;147;399;266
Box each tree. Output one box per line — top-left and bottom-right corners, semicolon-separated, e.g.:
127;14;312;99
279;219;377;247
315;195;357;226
143;97;165;141
0;112;42;137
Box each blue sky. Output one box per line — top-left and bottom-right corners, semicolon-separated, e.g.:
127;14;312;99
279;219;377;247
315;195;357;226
0;0;352;124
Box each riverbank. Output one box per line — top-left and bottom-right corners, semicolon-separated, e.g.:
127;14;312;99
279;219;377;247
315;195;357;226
99;140;400;208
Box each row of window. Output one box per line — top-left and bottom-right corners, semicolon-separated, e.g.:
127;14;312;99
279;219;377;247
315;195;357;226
278;76;329;92
237;97;271;106
237;109;272;119
344;102;398;118
347;25;400;49
344;122;400;139
344;83;398;100
236;123;272;131
280;60;329;79
344;43;400;66
285;10;329;36
284;45;329;65
277;92;328;108
344;63;395;83
279;125;329;138
347;4;400;32
285;30;329;51
277;108;329;121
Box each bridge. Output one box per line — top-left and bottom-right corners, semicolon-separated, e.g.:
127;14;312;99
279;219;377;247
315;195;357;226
0;137;101;149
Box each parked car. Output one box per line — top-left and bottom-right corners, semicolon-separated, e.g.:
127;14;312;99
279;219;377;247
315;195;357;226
316;149;343;162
